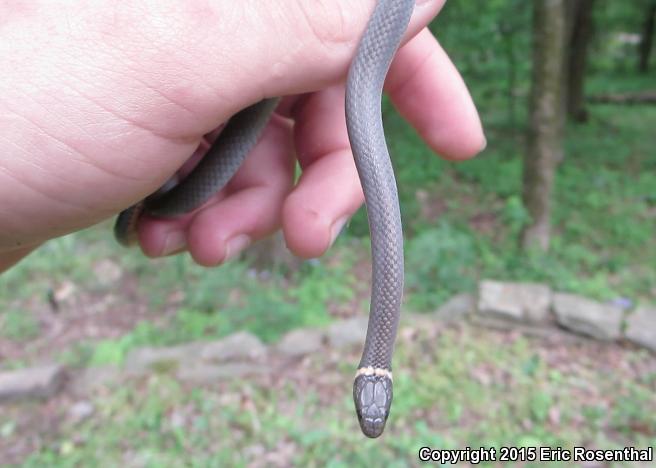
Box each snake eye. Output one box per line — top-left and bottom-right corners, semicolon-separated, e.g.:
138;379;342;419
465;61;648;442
353;373;394;438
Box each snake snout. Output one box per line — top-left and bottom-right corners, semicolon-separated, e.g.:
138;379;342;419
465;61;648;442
353;372;393;438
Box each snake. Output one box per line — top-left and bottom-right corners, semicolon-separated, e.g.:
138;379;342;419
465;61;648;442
114;0;414;438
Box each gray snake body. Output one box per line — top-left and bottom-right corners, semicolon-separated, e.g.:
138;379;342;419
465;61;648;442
115;0;414;438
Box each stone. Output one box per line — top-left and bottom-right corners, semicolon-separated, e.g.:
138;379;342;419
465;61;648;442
49;280;78;311
625;304;656;352
478;281;552;323
123;344;199;375
401;312;435;331
177;363;270;384
326;317;368;348
553;293;623;341
200;332;266;362
0;364;65;403
276;328;324;357
70;366;122;396
470;314;585;343
169;409;186;429
434;292;476;322
93;259;122;287
69;400;95;422
123;332;266;376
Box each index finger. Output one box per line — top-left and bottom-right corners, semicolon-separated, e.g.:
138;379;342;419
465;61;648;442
385;28;486;160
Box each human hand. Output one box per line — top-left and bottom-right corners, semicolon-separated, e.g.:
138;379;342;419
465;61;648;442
0;0;485;272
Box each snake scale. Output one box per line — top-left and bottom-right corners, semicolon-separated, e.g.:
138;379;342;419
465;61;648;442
115;0;415;438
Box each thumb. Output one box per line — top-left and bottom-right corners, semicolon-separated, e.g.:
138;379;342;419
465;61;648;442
102;0;445;128
208;0;445;111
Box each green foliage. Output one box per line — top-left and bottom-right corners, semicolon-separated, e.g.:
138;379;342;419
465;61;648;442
500;195;530;236
431;0;532;104
0;309;40;341
290;258;355;325
529;391;553;423
68;249;362;366
405;222;476;310
611;384;656;435
57;343;95;369
89;339;127;366
454;155;523;198
591;0;655;71
0;227;116;301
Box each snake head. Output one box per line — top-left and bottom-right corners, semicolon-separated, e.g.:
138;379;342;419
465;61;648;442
353;371;393;438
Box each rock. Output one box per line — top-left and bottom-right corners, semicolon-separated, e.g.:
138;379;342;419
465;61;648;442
471;313;536;333
200;332;266;362
124;333;266;376
625;304;656;352
50;281;78;310
0;364;65;403
177;363;270;384
609;297;634;310
169;410;186;429
69;401;95;422
478;281;552;323
276;328;324;357
93;259;122;287
553;293;623;341
402;312;437;331
326;317;368;348
470;314;585;343
124;344;199;375
434;292;475;322
70;366;121;396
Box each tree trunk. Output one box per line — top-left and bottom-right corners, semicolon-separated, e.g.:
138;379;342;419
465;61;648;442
521;0;567;252
566;0;595;122
638;2;656;73
499;18;519;127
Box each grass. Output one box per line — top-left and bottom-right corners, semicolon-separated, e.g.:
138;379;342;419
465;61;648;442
12;325;656;467
382;99;656;306
1;13;655;463
0;309;40;341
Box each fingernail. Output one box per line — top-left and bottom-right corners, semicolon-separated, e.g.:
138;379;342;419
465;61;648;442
161;231;186;256
329;215;350;246
480;135;488;152
224;234;252;262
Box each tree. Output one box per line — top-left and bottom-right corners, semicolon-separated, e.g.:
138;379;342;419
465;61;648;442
498;0;531;127
521;0;567;251
566;0;596;122
638;1;656;73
